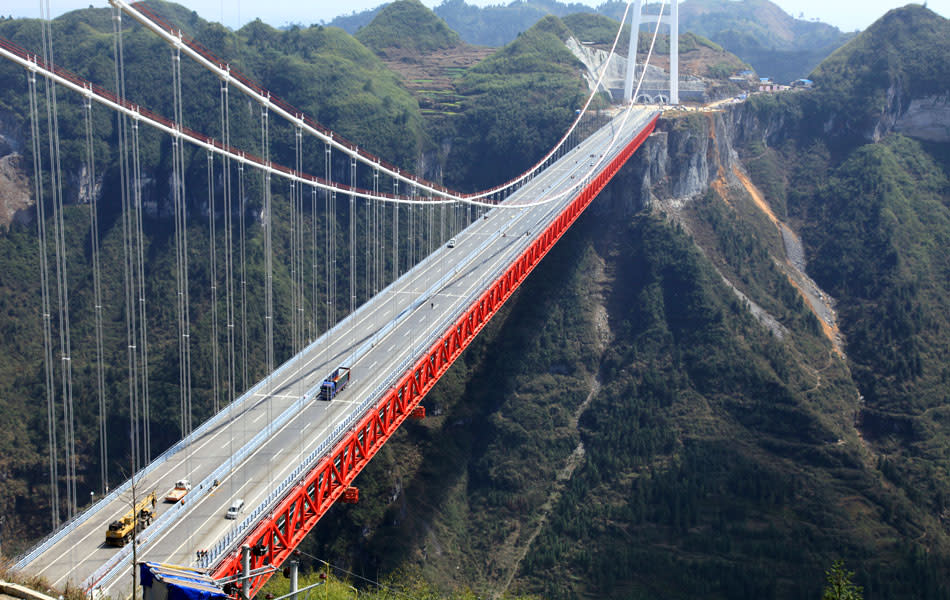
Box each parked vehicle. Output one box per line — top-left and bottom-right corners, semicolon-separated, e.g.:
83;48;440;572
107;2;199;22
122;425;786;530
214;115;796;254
319;367;351;401
105;491;157;546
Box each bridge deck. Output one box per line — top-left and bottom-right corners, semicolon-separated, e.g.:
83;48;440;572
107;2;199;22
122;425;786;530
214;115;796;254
18;108;658;597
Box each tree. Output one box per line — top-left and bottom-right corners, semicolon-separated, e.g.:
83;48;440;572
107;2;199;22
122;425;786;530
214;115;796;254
822;560;863;600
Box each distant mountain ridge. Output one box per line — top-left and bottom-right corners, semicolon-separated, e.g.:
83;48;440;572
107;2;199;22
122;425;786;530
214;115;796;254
329;0;851;81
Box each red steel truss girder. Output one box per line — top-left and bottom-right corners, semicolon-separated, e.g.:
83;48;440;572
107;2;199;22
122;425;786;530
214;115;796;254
210;114;659;593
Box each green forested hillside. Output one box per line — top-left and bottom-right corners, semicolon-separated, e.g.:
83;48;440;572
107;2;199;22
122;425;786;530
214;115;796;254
810;4;950;140
443;15;594;189
356;0;461;54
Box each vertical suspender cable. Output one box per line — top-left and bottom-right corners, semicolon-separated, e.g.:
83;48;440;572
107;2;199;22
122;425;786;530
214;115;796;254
208;151;220;413
349;156;356;315
83;93;108;493
42;0;77;520
372;168;384;296
113;4;141;472
324;143;331;333
238;162;248;392
311;185;318;343
131;118;151;462
296;128;305;351
261;105;274;487
221;81;236;404
171;43;193;438
364;184;370;303
27;68;59;528
289;178;297;353
370;168;383;296
261;104;273;381
392;179;398;280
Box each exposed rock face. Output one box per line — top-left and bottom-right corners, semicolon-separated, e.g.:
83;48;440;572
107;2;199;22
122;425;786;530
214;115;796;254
0;153;32;229
0;109;32;229
599;111;740;217
565;37;628;97
599;105;843;350
893;95;950;142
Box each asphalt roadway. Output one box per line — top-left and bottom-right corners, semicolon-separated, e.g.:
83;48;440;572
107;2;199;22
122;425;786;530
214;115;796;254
19;107;657;597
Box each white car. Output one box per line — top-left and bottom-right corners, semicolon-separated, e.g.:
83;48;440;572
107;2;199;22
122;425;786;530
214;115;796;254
447;238;457;248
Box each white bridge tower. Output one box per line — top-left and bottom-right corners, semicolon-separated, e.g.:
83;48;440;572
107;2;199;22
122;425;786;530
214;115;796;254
623;0;679;105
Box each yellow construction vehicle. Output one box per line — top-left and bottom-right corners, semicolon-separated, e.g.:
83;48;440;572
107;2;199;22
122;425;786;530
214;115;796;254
105;490;157;547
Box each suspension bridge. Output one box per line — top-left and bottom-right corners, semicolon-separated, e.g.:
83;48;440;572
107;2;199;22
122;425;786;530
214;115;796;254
2;0;666;597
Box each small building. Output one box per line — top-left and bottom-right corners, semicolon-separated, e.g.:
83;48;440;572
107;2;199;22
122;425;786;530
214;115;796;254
791;78;814;88
758;77;790;92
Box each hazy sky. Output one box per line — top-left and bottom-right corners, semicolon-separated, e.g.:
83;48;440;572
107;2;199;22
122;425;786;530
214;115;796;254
5;0;949;34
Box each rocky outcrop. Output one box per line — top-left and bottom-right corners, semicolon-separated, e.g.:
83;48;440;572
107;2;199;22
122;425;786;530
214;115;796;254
598;111;740;217
0;153;32;229
599;104;843;351
892;95;950;143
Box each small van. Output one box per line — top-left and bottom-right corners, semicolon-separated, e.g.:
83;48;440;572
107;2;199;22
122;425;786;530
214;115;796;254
225;498;244;519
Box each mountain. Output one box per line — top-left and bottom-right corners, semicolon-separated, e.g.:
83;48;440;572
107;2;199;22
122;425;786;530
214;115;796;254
353;0;493;118
810;4;950;142
334;0;850;81
662;0;851;81
356;0;461;55
442;15;592;189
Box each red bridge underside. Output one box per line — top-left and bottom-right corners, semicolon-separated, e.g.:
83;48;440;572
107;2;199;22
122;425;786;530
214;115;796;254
211;114;659;594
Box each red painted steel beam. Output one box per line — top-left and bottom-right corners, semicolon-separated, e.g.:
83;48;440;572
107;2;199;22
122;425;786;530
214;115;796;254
210;114;659;595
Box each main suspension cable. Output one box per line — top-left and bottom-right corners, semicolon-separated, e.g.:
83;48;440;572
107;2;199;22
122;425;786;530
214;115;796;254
109;0;640;207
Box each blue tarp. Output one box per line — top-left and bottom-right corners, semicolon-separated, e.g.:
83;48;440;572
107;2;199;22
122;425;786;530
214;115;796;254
140;562;228;600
